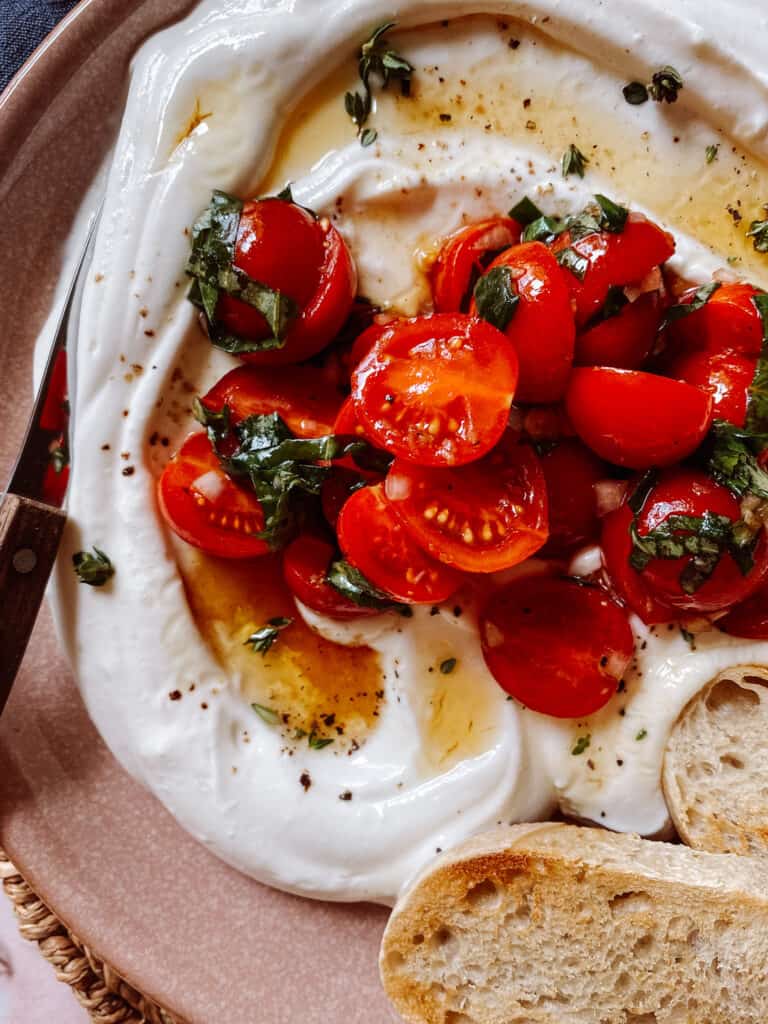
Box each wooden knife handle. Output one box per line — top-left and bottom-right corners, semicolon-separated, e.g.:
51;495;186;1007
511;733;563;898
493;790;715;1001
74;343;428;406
0;493;67;714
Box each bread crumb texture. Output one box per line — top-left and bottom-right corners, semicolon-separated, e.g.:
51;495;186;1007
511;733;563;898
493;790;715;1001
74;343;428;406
664;667;768;856
380;823;768;1024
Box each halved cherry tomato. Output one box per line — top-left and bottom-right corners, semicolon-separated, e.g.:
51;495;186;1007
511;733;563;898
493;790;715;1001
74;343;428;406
217;199;356;365
332;395;367;438
668;283;765;357
283;534;377;619
336;483;461;604
157;432;268;559
39;349;68;433
470;241;575;403
349;321;392;369
322;467;368;527
629;469;768;614
601;501;677;625
202;364;342;438
384;436;548;573
575;292;662;369
539;440;607;556
719;584;768;639
479;576;634;718
664;347;755;427
352;314;518;467
566;367;713;469
551;214;675;326
431;217;521;313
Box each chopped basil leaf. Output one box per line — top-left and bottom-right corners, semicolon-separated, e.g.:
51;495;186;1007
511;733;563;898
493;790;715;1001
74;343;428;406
748;219;768;254
244;616;293;655
252;703;280;725
521;214;567;244
594;194;629;233
571;735;591;755
192;396;231;441
360;128;378;147
508;196;544;225
704;420;768;499
746;293;768;432
308;731;334;750
186;191;299;353
439;657;457;675
473;265;520;331
623;81;649;105
660;280;721;331
556;246;589;281
562;143;589;179
705;144;720;164
648;66;683;104
326;558;399;610
345;21;413;141
589;285;629;326
565;208;602;243
72;546;114;587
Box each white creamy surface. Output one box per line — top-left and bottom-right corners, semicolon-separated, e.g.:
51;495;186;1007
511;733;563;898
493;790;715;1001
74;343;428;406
52;0;768;903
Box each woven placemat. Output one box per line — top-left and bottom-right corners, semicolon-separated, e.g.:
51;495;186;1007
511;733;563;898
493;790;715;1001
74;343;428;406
0;848;180;1023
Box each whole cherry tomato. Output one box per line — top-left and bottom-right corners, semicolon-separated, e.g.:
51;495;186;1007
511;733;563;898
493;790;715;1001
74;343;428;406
566;367;713;469
479;575;634;718
668;283;765;358
201;364;343;438
157;432;268;559
551;214;675;326
384;435;548;573
283;534;378;619
664;348;756;427
431;217;521;313
601;501;678;625
539;439;607;556
337;483;462;604
217;199;356;365
575;292;662;369
471;241;575;403
352;314;518;467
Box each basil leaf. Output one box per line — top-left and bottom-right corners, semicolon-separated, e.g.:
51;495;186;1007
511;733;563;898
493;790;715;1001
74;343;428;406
705;420;768;499
326;558;400;610
556;246;589;281
473;266;520;331
245;616;293;655
192;397;231;442
648;66;683;104
587;285;629;327
73;546;114;587
747;219;768;253
508;196;544;225
562;143;589;179
660;281;721;331
623;81;649;105
521;214;567;244
594;194;629;233
746;293;768;433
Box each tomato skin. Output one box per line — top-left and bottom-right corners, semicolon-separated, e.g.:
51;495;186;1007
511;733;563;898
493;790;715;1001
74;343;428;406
471;241;575;403
634;469;768;614
669;283;764;357
601;502;678;625
719;584;768;640
431;217;522;313
384;436;548;573
539;440;607;556
336;483;462;604
157;432;269;559
479;576;634;718
575;292;662;369
352;313;518;467
283;534;377;619
552;214;675;326
201;364;342;438
665;347;755;427
566;367;713;469
217;200;356;365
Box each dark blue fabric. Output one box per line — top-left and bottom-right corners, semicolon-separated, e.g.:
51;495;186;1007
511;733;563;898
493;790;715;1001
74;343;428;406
0;0;80;93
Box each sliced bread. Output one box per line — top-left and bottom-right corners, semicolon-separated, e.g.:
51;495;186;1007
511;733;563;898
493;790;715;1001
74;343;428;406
663;667;768;856
380;822;768;1024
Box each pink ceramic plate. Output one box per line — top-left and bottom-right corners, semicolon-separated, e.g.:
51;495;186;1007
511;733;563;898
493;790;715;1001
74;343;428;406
0;3;397;1021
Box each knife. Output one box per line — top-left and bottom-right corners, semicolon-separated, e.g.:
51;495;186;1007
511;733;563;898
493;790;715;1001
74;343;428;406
0;212;99;714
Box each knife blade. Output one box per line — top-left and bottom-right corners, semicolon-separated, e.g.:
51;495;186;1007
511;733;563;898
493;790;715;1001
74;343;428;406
0;209;100;713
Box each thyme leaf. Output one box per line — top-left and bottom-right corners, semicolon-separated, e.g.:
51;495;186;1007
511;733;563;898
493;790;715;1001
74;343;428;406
73;546;114;587
244;616;293;655
562;143;589;179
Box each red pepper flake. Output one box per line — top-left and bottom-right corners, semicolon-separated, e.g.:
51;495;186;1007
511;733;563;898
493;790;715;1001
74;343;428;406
300;771;312;791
